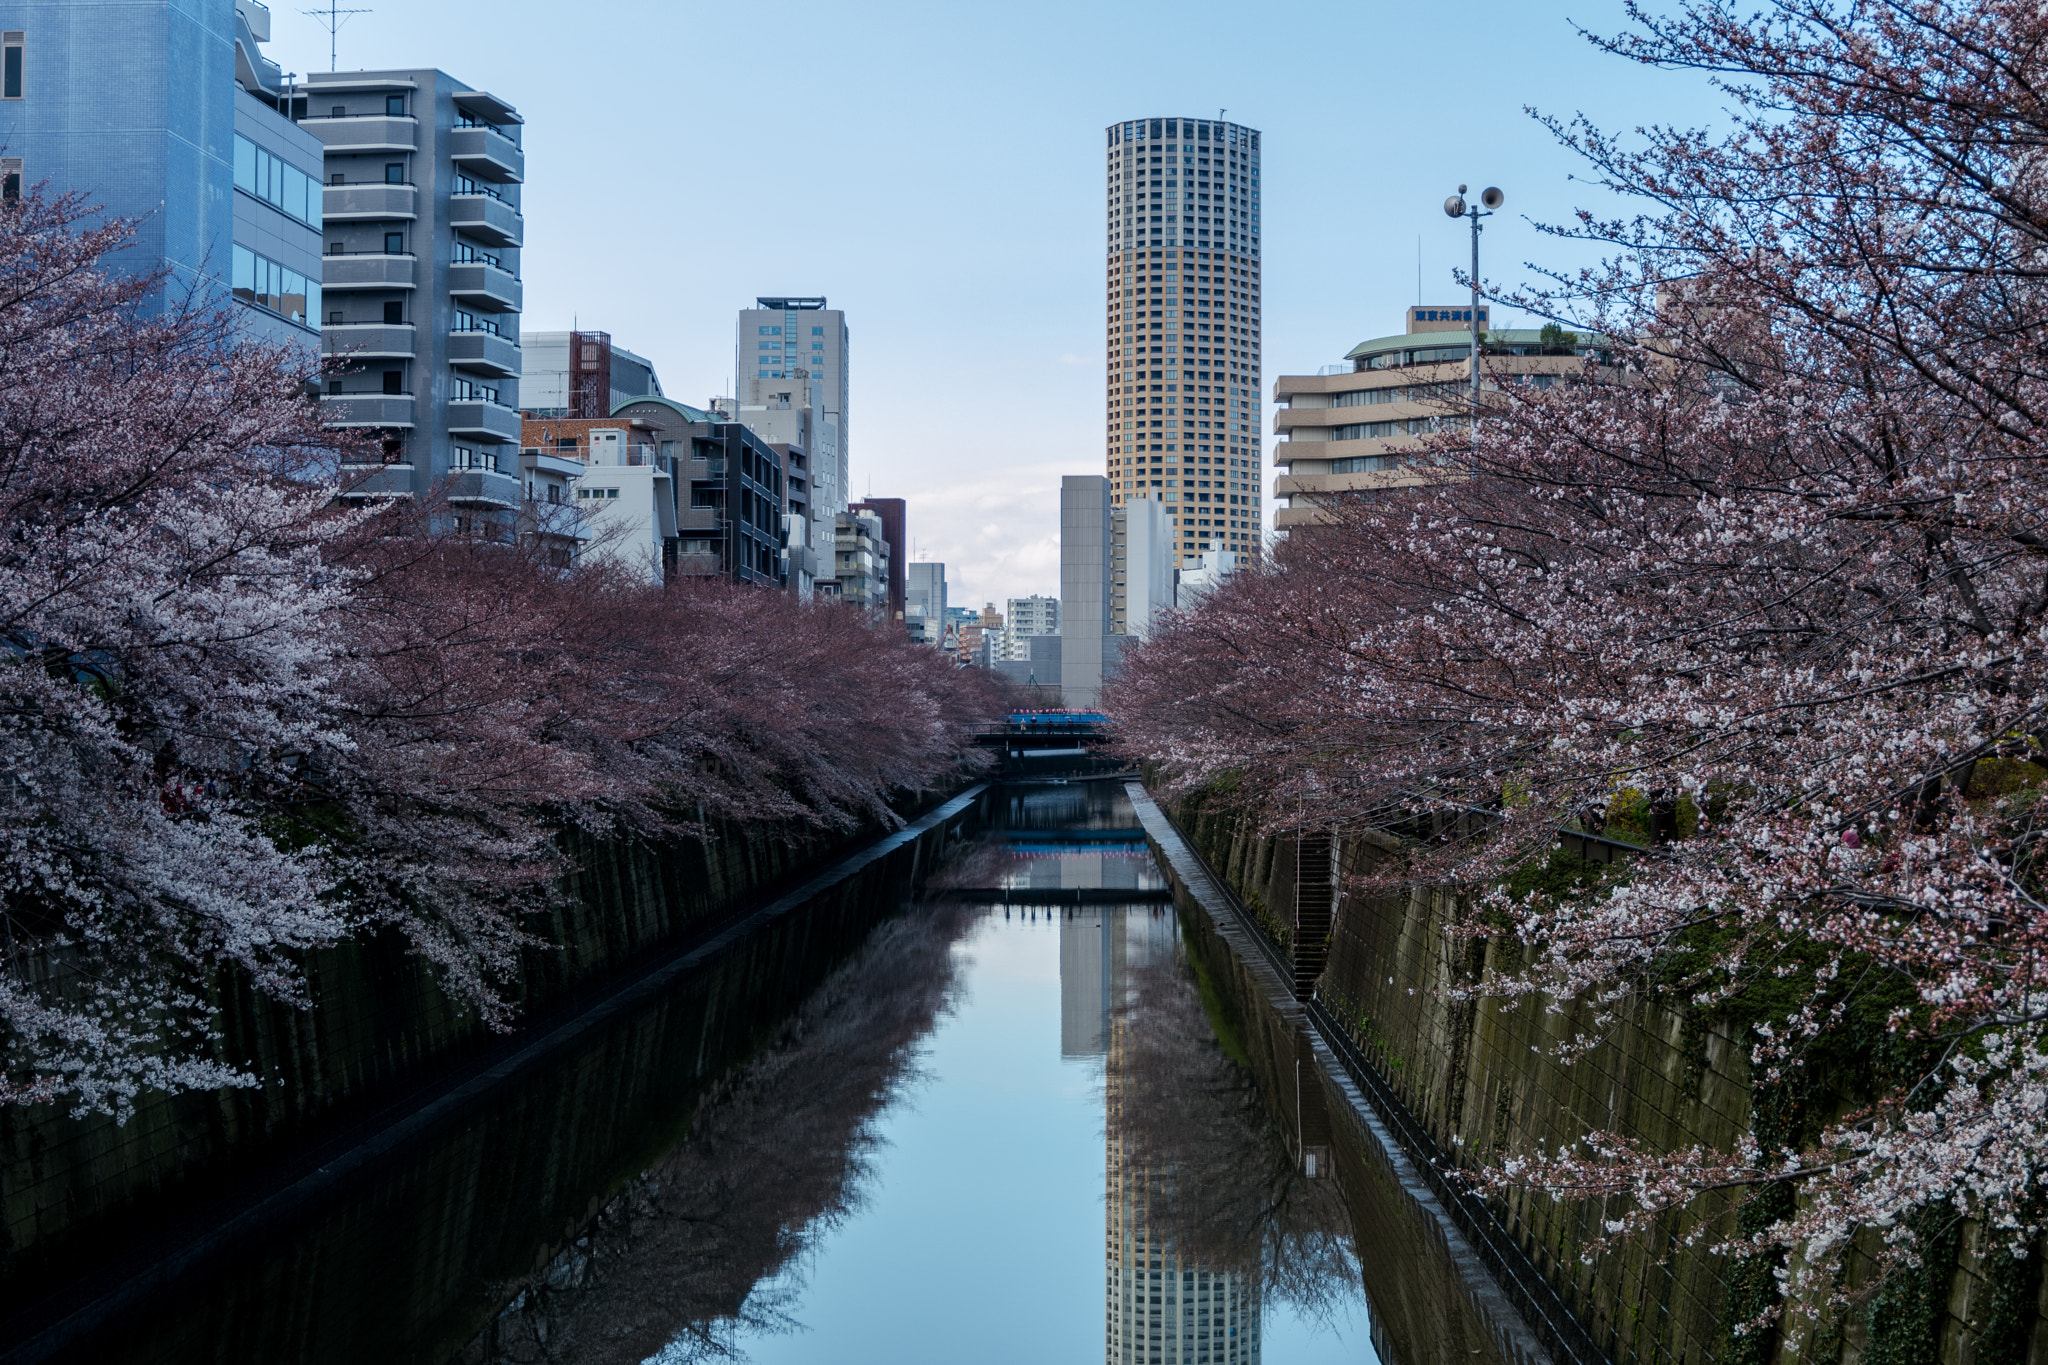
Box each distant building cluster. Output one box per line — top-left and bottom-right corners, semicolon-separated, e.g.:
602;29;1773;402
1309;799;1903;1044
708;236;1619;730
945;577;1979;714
0;0;923;621
4;19;1288;677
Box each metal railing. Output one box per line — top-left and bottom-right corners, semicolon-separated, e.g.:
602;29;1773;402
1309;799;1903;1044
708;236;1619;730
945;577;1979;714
1149;795;1615;1365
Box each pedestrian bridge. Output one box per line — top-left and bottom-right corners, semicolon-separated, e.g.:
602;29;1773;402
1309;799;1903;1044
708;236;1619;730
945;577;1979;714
971;710;1121;776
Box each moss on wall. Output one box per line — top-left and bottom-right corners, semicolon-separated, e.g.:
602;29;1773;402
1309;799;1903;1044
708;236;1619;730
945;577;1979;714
0;802;951;1281
1156;785;2048;1365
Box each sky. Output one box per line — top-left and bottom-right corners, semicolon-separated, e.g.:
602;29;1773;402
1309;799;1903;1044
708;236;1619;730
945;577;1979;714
264;1;1727;611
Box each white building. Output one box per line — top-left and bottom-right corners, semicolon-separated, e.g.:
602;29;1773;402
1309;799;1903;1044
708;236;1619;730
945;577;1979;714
1115;497;1177;642
1002;595;1060;660
571;427;676;586
1176;550;1240;610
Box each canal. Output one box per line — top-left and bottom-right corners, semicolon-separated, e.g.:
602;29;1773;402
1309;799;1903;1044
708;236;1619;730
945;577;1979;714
36;781;1537;1365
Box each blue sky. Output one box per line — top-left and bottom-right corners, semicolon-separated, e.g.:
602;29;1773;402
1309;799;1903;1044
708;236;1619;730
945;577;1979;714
265;1;1723;608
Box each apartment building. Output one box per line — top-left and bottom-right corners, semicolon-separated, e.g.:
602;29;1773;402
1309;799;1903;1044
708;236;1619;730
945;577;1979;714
822;509;889;616
306;67;525;522
1104;116;1263;568
1002;595;1059;660
738;297;848;534
710;388;816;529
848;497;907;626
1272;308;1610;531
520;398;788;588
615;398;789;588
0;1;321;345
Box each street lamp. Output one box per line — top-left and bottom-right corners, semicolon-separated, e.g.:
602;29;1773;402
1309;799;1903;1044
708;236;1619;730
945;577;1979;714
1443;184;1504;403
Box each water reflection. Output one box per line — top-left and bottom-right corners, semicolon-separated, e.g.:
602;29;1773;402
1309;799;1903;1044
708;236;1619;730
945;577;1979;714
1061;902;1364;1365
47;780;1524;1364
460;906;980;1364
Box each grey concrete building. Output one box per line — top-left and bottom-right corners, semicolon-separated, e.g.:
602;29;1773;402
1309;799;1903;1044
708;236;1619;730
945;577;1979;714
1061;475;1116;708
306;68;524;523
1105;116;1263;568
738;296;848;534
907;561;947;646
993;633;1062;694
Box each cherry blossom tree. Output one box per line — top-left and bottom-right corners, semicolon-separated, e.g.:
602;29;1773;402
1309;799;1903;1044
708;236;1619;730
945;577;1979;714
1114;0;2048;1324
0;191;992;1117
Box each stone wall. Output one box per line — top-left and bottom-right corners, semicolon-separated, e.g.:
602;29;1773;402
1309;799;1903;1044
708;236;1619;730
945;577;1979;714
0;800;956;1288
1162;786;2048;1365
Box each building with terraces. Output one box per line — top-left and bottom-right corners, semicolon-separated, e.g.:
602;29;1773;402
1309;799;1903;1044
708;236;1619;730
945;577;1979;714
1271;307;1613;533
305;66;525;527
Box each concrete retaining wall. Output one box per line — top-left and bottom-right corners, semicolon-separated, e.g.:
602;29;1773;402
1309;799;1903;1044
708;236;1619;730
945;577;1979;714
1161;785;2048;1365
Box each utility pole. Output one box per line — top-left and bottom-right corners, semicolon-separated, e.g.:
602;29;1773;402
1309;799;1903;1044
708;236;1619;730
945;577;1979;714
1443;184;1504;405
301;1;372;73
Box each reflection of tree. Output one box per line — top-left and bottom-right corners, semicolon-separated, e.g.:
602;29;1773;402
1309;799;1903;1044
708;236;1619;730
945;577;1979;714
457;906;978;1365
1112;954;1360;1326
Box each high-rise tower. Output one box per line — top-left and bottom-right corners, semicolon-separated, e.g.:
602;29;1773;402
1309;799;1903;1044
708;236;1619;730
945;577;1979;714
737;296;849;536
1105;117;1262;568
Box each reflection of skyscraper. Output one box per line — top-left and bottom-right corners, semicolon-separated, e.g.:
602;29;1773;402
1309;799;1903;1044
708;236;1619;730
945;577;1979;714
1067;910;1259;1365
1061;911;1111;1058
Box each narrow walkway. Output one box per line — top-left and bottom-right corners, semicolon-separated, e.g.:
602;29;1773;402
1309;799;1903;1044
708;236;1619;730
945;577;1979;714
1125;781;1560;1365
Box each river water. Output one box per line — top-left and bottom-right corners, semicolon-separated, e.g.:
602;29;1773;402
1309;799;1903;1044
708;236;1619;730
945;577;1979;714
55;781;1527;1365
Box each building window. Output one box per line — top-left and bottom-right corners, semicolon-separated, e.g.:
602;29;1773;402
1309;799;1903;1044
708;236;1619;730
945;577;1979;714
232;243;318;329
384;162;404;184
385;94;404;116
384;231;403;254
0;158;19;205
381;370;402;395
233;135;321;227
2;33;22;101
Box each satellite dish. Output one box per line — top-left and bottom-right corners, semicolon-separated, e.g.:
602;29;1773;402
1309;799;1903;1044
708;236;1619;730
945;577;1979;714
1481;186;1505;210
1443;194;1466;218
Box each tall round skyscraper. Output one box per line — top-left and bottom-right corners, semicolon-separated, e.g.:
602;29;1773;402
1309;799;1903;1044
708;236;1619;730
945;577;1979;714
1105;117;1262;567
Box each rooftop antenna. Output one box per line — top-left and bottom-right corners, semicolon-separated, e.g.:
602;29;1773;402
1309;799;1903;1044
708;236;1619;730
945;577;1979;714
301;1;372;73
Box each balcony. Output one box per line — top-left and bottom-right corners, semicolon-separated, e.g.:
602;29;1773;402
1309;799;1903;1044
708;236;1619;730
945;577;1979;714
336;463;417;500
446;400;521;442
323;183;417;222
449;126;524;183
446;329;520;376
321;394;415;428
323;253;416;291
447;261;521;312
448;194;522;247
305;115;419;154
446;468;522;509
321;323;416;360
